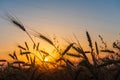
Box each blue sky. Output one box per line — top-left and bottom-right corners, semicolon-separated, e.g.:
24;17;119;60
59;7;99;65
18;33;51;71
0;0;120;58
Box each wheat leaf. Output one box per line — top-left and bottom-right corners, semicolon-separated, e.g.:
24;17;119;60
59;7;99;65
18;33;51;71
13;61;25;64
9;54;15;60
25;42;29;50
36;43;40;51
66;59;74;66
86;31;92;48
62;43;74;56
0;60;7;62
26;54;29;62
13;51;18;60
95;42;99;55
40;50;49;56
33;43;36;49
66;53;83;58
101;49;115;53
20;52;31;55
40;34;53;45
18;45;26;50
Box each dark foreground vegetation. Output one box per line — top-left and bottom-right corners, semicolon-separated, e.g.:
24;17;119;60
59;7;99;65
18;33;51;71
1;15;120;80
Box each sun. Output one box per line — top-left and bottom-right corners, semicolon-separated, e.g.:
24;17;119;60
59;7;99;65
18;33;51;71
44;57;49;62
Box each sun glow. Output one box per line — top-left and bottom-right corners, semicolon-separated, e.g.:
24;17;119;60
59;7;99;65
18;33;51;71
44;57;49;62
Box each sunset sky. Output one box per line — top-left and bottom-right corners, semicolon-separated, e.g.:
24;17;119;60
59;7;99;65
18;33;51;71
0;0;120;59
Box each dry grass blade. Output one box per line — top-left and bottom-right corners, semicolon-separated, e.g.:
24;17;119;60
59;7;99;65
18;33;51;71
13;51;18;60
99;35;107;48
56;58;64;62
13;61;25;64
23;63;32;67
25;42;29;50
101;49;115;53
86;31;97;66
40;50;49;56
29;56;36;65
18;45;26;50
72;46;81;52
33;43;36;50
0;59;7;62
33;56;36;64
74;48;90;54
20;52;31;55
26;54;29;62
86;31;92;48
84;51;91;53
72;46;90;53
40;34;53;45
9;54;15;60
36;43;40;51
30;56;33;64
66;59;74;66
66;53;83;58
72;46;89;63
95;42;99;55
62;43;74;56
20;49;22;54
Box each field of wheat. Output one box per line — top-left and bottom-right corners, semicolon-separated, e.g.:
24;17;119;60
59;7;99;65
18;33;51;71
0;15;120;80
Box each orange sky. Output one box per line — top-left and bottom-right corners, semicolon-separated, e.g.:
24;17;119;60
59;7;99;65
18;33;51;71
0;0;120;61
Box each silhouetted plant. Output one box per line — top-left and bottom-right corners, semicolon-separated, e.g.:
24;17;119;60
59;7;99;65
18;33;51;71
1;15;120;80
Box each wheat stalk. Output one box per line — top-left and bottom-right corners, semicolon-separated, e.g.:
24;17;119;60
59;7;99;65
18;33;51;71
6;14;35;45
